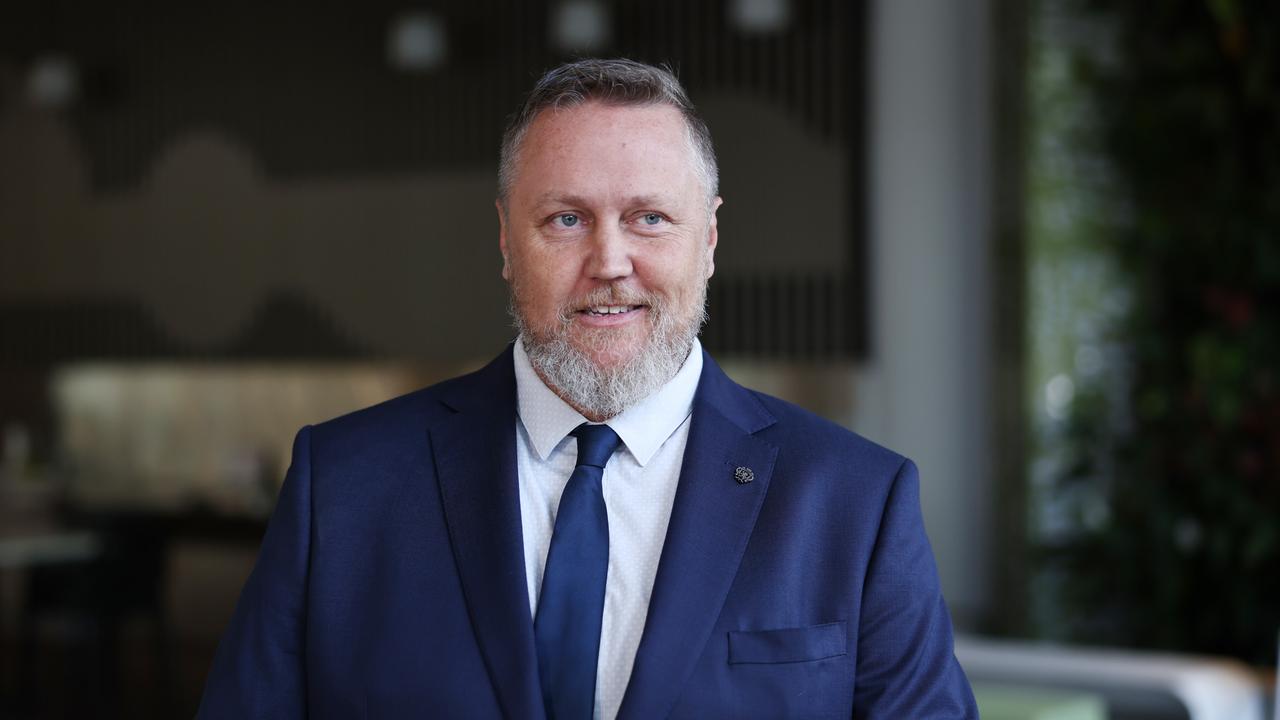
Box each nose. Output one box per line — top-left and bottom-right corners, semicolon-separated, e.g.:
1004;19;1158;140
585;222;633;281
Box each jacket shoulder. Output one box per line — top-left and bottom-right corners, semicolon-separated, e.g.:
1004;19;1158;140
310;382;441;441
311;346;512;433
747;389;908;478
305;357;502;458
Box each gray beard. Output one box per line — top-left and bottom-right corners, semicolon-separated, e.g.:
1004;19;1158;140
510;286;706;420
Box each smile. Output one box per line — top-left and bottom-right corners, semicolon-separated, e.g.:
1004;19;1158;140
584;305;644;316
575;304;649;327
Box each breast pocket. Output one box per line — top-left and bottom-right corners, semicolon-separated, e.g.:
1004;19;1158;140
728;621;847;665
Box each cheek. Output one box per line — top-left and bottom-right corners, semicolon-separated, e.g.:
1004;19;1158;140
663;250;709;293
514;263;575;317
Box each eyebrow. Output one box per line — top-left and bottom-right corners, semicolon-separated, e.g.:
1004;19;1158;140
530;192;679;209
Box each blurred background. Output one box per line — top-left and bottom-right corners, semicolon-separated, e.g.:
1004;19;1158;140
0;0;1275;718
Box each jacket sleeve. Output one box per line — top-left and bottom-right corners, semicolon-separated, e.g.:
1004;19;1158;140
197;426;314;719
852;459;978;719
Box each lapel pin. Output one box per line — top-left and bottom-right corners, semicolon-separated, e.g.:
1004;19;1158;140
734;466;754;484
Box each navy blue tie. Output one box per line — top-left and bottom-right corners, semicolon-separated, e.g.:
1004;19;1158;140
535;423;622;720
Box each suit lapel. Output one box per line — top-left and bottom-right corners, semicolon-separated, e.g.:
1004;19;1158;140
617;352;778;719
431;347;545;720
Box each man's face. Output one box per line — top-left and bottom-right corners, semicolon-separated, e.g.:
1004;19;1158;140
499;101;720;411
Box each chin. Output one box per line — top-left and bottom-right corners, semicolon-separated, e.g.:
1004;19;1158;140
570;325;651;370
519;305;698;420
579;347;641;373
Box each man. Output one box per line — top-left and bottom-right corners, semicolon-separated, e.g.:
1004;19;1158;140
199;59;977;719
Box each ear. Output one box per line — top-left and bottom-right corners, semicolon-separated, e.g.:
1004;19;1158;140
705;196;722;279
496;199;511;281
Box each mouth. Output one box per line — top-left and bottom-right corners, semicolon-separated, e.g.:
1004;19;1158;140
582;304;645;317
574;303;649;326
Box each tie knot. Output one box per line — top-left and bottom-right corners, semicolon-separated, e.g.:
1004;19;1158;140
571;423;622;469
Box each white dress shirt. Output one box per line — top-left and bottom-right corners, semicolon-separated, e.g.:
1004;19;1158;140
512;336;703;720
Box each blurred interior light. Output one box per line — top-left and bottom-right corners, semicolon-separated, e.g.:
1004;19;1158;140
729;0;790;33
28;53;79;108
388;12;448;72
552;0;611;54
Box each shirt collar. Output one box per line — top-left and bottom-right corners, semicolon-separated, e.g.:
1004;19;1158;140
512;335;703;467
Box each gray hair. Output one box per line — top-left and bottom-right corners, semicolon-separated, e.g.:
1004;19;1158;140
497;58;719;207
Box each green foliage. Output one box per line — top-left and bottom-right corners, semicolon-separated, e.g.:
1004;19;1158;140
1036;0;1280;663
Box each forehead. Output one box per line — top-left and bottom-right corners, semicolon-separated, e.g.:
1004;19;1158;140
511;102;701;206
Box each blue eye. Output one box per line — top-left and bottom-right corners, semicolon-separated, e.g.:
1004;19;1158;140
642;213;662;225
556;214;579;228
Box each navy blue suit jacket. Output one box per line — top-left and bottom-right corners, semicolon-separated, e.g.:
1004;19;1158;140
198;347;977;718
